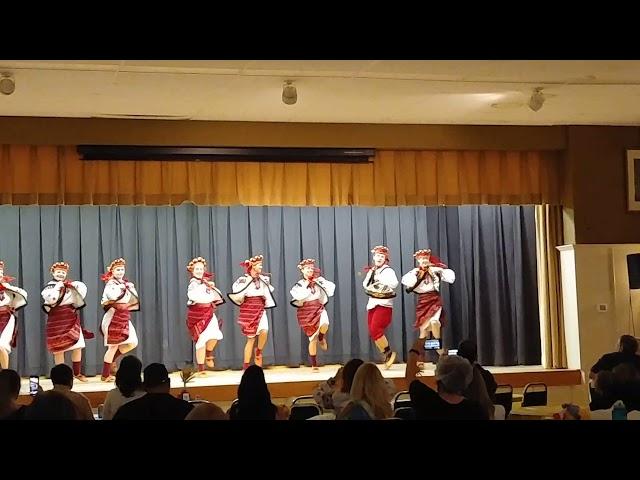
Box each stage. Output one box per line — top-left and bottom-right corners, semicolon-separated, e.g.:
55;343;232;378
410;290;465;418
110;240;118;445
18;363;583;408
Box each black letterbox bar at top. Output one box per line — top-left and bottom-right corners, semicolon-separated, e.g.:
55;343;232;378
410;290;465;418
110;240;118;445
77;146;376;163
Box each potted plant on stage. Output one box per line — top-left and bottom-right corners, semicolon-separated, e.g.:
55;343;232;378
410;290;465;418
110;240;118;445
179;363;197;401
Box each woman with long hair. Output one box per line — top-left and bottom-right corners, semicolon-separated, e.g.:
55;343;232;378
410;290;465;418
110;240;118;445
231;365;279;420
348;362;393;419
332;358;364;415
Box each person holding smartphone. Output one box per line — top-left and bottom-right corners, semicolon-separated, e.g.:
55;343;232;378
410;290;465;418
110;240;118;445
401;249;455;363
405;337;488;420
42;262;94;382
100;258;140;382
0;261;27;371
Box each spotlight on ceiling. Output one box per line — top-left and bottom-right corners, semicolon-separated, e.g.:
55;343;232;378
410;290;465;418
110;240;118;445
528;87;545;112
282;80;297;105
0;73;15;96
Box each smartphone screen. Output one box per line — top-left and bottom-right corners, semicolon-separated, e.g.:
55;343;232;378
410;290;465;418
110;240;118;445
29;376;39;396
423;338;441;350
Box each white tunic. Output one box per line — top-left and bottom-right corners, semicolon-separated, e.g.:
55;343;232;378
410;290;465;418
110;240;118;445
362;266;398;310
401;267;456;293
42;280;87;308
230;274;275;336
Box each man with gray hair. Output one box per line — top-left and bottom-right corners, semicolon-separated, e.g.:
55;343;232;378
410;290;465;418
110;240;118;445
405;338;488;420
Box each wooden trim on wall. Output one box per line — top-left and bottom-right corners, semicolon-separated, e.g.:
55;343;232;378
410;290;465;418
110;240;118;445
0;116;567;151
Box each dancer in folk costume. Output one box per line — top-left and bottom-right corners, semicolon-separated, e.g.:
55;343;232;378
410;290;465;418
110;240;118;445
401;249;455;362
0;261;27;370
100;258;140;382
41;262;94;381
228;255;275;370
290;259;336;371
362;245;399;369
186;256;225;375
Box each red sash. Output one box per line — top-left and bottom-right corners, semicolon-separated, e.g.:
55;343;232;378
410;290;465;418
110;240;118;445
106;304;131;344
238;296;265;337
415;292;445;329
46;305;81;352
186;303;216;342
296;299;324;337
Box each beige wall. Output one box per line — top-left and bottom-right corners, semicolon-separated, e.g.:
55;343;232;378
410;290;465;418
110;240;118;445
559;244;640;402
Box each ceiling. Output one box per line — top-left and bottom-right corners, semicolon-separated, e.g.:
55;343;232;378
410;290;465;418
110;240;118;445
1;60;640;125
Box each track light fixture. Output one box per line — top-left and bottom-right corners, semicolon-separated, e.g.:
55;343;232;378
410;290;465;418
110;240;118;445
528;87;545;112
0;73;15;96
282;80;297;105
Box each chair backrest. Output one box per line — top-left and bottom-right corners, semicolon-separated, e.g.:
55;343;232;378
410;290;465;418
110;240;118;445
289;404;322;421
492;404;506;420
307;412;337;420
522;383;548;407
393;390;412;410
589;408;613;420
189;399;211;405
627;410;640;420
494;384;513;416
292;395;319;407
393;406;416;420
